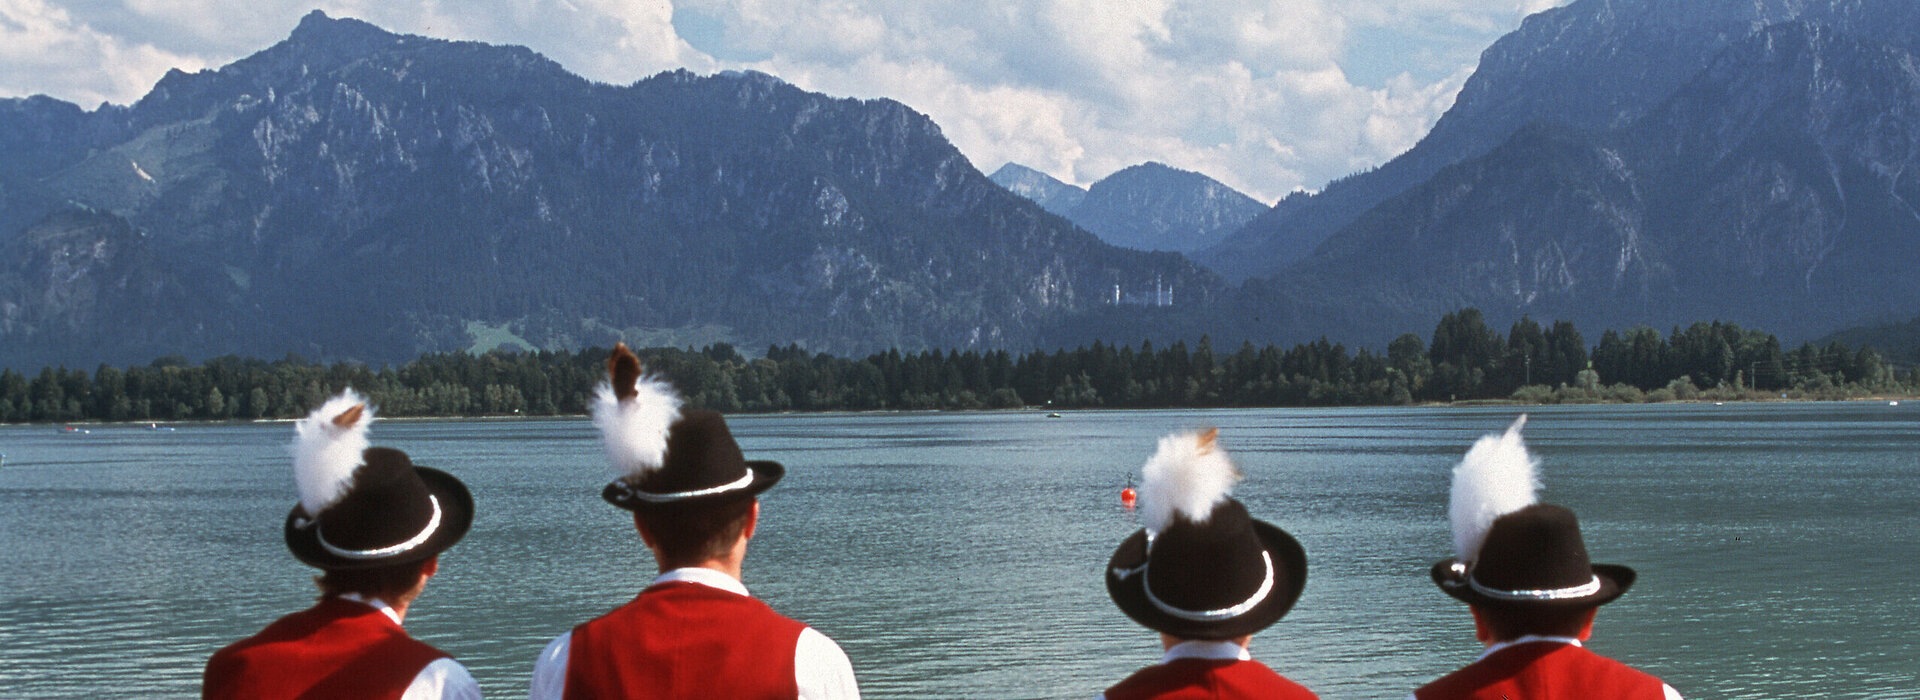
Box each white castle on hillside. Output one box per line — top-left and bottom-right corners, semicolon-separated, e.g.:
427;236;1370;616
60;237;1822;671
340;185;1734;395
1113;276;1174;307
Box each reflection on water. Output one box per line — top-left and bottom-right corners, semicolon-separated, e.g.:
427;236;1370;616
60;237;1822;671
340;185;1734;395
2;403;1917;698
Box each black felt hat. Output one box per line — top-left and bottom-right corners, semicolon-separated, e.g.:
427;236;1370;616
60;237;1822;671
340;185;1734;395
603;408;784;510
285;446;473;570
1104;429;1307;640
1107;498;1308;639
1431;503;1634;609
283;392;471;570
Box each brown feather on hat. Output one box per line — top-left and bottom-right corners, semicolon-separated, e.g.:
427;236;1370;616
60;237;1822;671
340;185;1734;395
591;345;783;509
1106;429;1306;639
284;390;471;570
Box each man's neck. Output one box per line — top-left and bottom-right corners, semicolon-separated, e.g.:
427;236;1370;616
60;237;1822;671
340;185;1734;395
1160;633;1252;652
653;566;753;597
657;558;743;582
1158;638;1253;664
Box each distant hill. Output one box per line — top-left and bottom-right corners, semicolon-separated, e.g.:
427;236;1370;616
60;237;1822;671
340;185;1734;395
0;11;1217;368
988;163;1084;216
1820;316;1920;365
1066;163;1265;255
994;161;1264;255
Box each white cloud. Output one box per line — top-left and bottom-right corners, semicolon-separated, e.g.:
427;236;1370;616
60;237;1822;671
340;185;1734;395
0;0;208;108
619;0;1566;200
1;0;1573;202
1157;0;1348;71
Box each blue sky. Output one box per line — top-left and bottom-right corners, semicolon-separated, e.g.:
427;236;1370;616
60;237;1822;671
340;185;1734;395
0;0;1570;203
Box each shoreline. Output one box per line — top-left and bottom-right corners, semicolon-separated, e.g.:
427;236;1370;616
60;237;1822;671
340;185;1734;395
9;394;1914;426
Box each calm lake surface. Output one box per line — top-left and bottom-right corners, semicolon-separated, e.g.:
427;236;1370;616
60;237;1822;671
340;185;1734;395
1;403;1917;698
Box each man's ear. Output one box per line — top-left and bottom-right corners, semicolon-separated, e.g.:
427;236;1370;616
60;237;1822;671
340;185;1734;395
407;556;440;601
633;512;659;549
1469;605;1495;645
741;501;760;541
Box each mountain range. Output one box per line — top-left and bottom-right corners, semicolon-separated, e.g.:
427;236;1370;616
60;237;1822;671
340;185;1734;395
989;162;1265;255
7;0;1920;368
0;11;1213;368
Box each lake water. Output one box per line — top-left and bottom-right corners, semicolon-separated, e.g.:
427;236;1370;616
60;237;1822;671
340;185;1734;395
1;403;1916;699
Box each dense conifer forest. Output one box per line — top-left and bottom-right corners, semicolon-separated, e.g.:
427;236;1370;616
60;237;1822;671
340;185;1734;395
0;309;1908;423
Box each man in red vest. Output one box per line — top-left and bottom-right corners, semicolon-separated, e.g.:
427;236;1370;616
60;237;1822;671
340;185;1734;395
1414;417;1681;700
1101;428;1319;700
529;344;858;699
204;390;478;699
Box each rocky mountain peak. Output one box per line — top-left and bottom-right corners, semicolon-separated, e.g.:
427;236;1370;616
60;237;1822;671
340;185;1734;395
1199;0;1920;283
1229;1;1920;346
1069;162;1263;255
993;161;1262;255
989;163;1085;216
288;10;397;50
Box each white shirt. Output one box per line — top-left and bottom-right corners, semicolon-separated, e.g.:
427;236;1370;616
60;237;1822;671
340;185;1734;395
1404;636;1682;700
1095;640;1255;700
335;594;483;700
527;567;859;700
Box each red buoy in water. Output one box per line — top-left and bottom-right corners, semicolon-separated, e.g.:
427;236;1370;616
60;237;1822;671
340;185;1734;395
1120;487;1137;507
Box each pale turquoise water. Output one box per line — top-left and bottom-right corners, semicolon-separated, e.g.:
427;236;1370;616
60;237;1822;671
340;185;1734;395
1;403;1916;698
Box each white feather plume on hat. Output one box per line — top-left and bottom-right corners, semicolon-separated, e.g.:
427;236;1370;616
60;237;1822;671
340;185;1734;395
592;343;684;479
1139;427;1239;534
291;389;373;516
1450;415;1539;562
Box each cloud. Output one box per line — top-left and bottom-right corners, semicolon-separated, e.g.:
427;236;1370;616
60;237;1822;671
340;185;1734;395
1;1;705;102
0;0;209;108
2;0;1573;202
1156;0;1349;72
625;0;1570;201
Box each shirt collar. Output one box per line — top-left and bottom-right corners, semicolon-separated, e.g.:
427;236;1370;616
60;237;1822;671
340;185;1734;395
1479;634;1582;661
1162;640;1252;664
334;592;403;626
655;567;750;597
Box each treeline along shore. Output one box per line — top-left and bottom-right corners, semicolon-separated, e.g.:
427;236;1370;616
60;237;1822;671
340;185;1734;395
1;309;1911;423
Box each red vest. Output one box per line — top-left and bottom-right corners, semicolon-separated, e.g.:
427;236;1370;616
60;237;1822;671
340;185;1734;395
1414;641;1669;700
1105;659;1320;700
202;597;449;700
564;581;808;699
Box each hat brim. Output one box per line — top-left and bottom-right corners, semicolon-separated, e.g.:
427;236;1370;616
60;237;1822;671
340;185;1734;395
1430;558;1635;609
285;466;474;570
1106;519;1307;640
603;460;784;511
